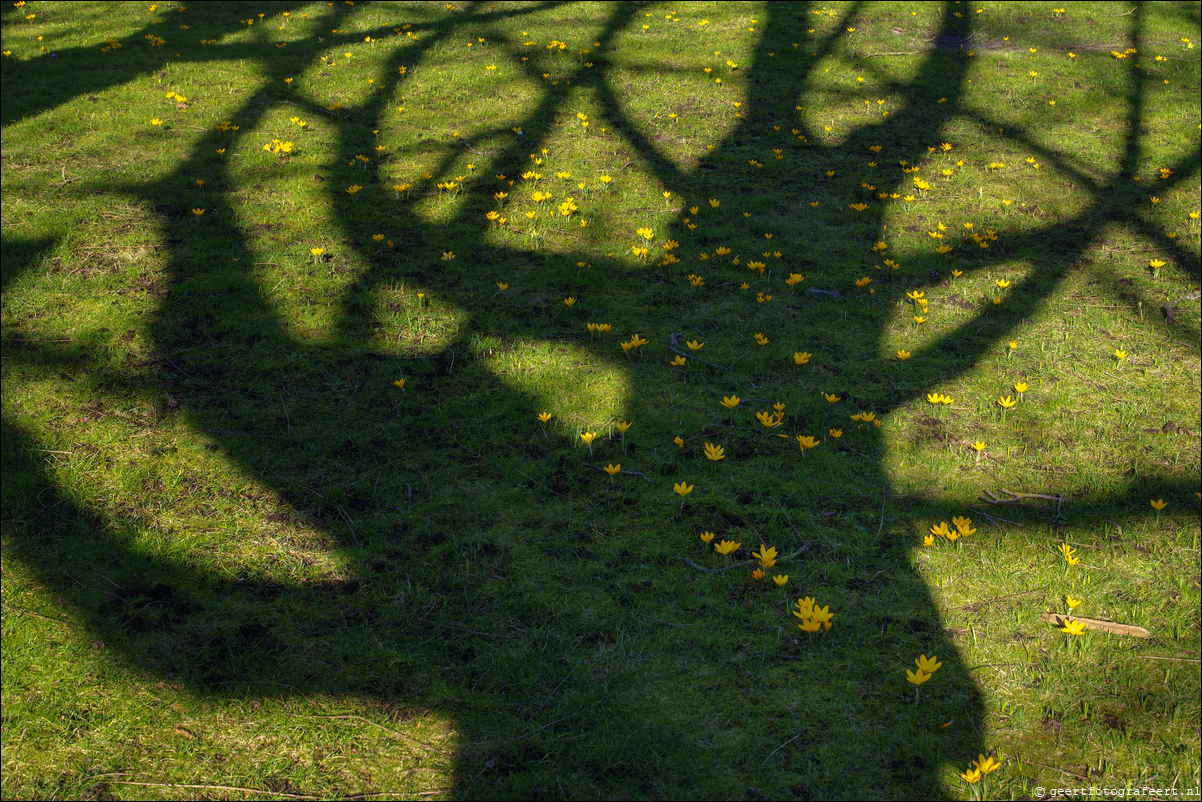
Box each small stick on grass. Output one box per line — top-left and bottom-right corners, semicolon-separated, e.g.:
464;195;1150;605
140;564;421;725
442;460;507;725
1040;612;1150;638
582;462;659;483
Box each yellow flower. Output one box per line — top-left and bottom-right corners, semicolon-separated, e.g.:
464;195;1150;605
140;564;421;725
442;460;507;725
1060;617;1086;636
700;531;715;544
973;755;1001;776
849;202;869;212
824;393;841;404
960;767;982;784
1150;498;1167;511
537;412;552;423
686;340;704;351
670;355;687;366
915;654;942;674
897;350;911;360
855;277;872;288
603;463;621;477
1058;542;1080;566
151;118;163;126
703;442;725;461
346;185;363;195
773;575;788;587
751;568;765;581
564;297;576;307
497;282;509;291
754;333;769;346
191;208;205;217
674;436;684;447
714;539;740;556
829;428;842;439
1014;382;1029;394
1066;595;1082;610
997;395;1016;409
674;481;694;497
756;411;780;430
995;278;1010;289
906;668;931;686
972;441;986;452
721;395;740;410
796;435;820;451
393;379;406;390
310;247;325;257
922;533;935;546
580;431;597;447
793;351;811;365
752;544;778;569
709;198;720;207
1114;349;1127;360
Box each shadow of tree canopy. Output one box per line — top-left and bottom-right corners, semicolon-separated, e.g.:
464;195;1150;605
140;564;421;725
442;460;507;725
3;1;1198;798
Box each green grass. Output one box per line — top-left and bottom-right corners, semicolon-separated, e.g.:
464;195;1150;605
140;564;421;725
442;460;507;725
3;2;1200;799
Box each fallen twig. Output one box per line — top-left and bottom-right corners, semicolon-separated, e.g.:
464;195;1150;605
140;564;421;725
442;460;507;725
445;430;484;458
103;780;315;799
1135;654;1201;663
1;603;81;628
684;545;808;574
666;324;723;369
949;587;1046;611
640;614;694;630
1001;489;1064;502
492;711;580;750
1040;613;1150;638
309;714;451;754
582;462;659;484
761;731;807;766
513;467;574;500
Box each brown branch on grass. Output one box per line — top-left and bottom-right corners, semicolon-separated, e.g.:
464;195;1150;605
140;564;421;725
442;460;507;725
666;324;723;369
1040;613;1150;638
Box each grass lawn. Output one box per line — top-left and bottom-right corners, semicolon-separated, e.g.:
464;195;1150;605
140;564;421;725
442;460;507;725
2;1;1200;799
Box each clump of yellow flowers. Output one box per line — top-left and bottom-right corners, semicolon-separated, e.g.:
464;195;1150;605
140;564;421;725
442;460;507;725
792;596;833;633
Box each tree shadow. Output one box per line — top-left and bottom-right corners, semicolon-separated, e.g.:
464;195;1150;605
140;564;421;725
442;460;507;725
3;1;1198;797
